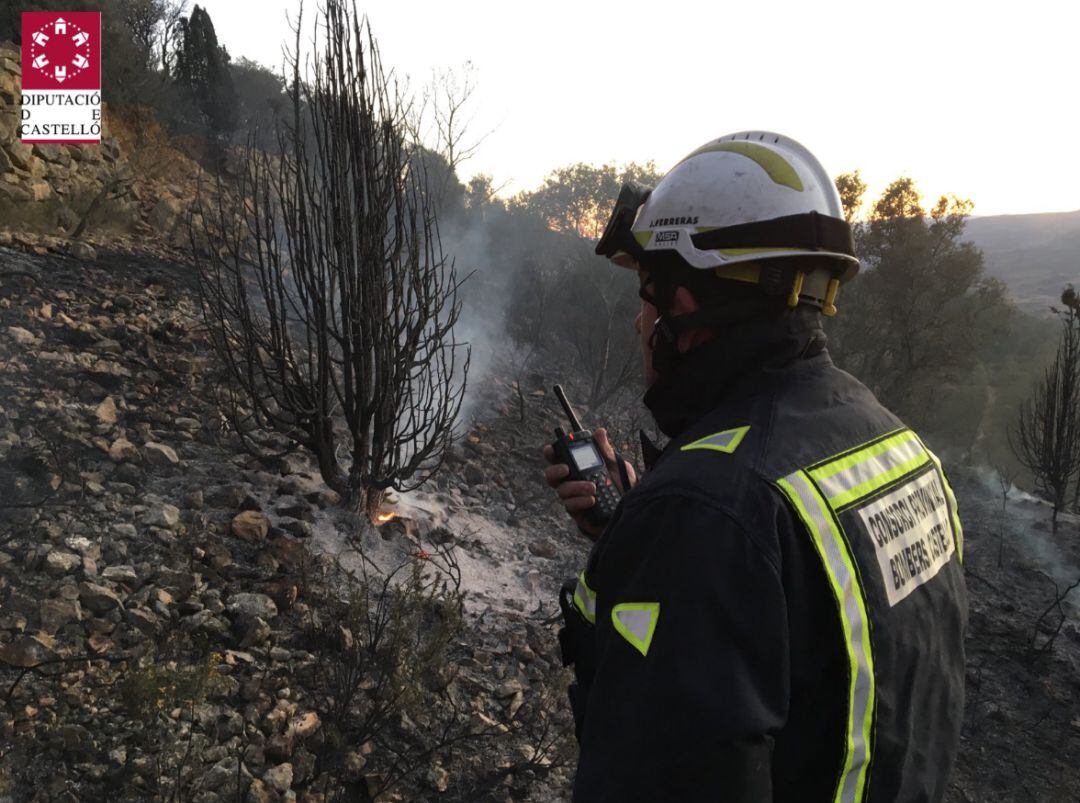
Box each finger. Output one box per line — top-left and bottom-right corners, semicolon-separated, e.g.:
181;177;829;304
542;444;555;463
557;481;596;501
543;463;570;487
564;495;596;513
594;427;617;464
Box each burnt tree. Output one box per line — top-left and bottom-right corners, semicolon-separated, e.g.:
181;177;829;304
195;0;468;517
1012;288;1080;533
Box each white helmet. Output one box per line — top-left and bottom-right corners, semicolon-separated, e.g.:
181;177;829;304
596;131;859;315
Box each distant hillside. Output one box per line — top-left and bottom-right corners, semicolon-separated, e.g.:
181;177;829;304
963;210;1080;314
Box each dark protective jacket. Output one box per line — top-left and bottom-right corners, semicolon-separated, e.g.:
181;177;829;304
559;312;967;803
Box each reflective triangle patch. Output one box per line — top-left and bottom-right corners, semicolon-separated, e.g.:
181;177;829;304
611;602;660;657
680;425;750;454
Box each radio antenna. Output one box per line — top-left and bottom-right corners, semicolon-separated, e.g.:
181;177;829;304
553;384;583;432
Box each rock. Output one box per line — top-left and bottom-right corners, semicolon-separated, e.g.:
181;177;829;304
94;396;118;425
264;764;293;794
237;616;271;649
44;550;82;576
108;438;139;462
280;519;313;538
289;712;320;739
426;763;449;793
226;593;278;621
70;241;96;261
7;326;35;346
343;749;367;781
143;501;180;530
6;141;33;171
101;564;137;584
202;756;252;792
56;205;80;232
124;607;160;636
149;196;184;233
246;779;280;803
231;511;270;542
0;634;58;668
463;463;486;486
78;581;125;614
144;441;180;467
175;417;201;433
28;180;52;202
527;540;558;559
40;598;82;633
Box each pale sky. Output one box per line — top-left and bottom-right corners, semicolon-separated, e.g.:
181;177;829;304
198;0;1080;217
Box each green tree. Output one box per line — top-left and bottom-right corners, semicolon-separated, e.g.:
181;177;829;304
828;176;1011;430
174;4;235;133
515;161;662;241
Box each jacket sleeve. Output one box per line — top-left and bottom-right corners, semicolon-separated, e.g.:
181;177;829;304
573;493;789;803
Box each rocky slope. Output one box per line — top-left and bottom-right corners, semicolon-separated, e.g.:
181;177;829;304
1;240;1078;802
0;244;581;802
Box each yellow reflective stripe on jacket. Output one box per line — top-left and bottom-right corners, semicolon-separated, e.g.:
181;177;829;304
681;425;750;454
573;572;597;624
809;429;930;510
776;470;875;803
915;434;964;562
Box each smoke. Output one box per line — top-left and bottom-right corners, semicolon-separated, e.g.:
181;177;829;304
971;465;1080;587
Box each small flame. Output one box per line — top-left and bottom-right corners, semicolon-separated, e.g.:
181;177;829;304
375;511;397;524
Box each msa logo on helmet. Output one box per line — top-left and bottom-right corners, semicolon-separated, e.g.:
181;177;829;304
655;231;679;244
648;216;699;226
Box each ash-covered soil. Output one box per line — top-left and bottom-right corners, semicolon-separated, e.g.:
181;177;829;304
0;246;582;802
1;244;1078;802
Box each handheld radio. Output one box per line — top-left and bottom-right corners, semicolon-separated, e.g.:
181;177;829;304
550;384;620;527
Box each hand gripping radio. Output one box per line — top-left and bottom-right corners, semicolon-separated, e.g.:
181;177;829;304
550;384;620;527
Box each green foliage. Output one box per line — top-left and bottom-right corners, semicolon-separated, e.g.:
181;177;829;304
514;161;662;241
228;56;286;149
120;652;222;720
174;4;236;134
828;177;1012;439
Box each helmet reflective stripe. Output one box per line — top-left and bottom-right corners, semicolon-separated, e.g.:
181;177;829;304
611;602;660;657
680;425;750;455
674;140;804;192
775;470;875;803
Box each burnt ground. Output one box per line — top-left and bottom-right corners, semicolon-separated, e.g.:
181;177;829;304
0;243;1077;801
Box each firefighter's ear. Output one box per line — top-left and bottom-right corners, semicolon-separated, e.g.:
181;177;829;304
669;286;701;316
670;286;711;354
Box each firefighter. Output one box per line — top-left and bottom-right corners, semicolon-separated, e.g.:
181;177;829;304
542;132;967;802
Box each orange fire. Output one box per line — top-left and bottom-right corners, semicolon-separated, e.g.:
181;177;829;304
374;511;397;524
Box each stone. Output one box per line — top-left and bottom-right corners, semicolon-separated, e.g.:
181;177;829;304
124;607;160;637
246;779;280;803
144;441;180;467
44;550;82;576
40;598;82;633
463;463;485;486
149;197;184;233
56;205;80;231
237;615;271;648
289;712;320;739
264;763;293;793
175;417;201;433
101;564;137;584
78;581;125;614
226;593;278;621
527;540;558;559
7;326;35;346
70;241;96;261
109;437;139;462
231;511;270;542
143;501;180;530
28;180;52;202
94;396;118;425
0;635;58;668
5;141;33;171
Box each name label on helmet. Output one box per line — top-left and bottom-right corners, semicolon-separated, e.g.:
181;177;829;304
655;231;680;244
648;216;699;227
